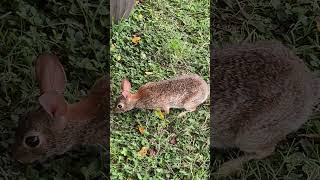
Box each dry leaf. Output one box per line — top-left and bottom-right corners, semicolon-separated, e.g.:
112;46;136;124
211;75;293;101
132;35;141;45
316;16;320;32
149;147;157;156
141;52;147;59
138;147;149;157
155;109;165;120
145;71;153;75
137;14;144;20
138;125;145;134
116;55;122;61
170;135;177;145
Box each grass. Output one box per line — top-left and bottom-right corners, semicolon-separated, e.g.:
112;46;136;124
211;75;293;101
212;0;320;179
110;0;210;179
0;0;109;179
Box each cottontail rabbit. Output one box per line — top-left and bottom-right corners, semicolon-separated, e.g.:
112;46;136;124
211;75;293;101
114;74;209;117
11;54;108;164
211;40;320;176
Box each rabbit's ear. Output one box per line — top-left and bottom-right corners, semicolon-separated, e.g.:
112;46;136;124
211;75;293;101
64;76;108;123
36;54;67;94
121;78;131;98
39;92;68;130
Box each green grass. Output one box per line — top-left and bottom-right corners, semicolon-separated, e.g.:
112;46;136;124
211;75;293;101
212;0;320;179
0;0;109;179
110;0;210;179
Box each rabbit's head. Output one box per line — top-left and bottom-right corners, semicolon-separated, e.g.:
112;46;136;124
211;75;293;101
11;106;71;164
11;55;108;164
11;54;70;164
114;78;137;113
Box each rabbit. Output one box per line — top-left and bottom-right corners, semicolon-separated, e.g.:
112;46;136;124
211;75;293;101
11;54;109;164
211;40;320;176
114;74;209;117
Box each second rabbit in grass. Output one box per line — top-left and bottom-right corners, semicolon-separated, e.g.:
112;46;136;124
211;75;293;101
114;74;209;117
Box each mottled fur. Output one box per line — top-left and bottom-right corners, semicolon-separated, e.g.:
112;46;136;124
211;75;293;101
115;74;209;116
211;40;319;175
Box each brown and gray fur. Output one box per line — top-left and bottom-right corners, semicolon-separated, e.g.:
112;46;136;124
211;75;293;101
115;74;209;117
211;40;320;175
11;54;108;164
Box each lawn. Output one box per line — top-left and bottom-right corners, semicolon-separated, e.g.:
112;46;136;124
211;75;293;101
212;0;320;179
0;0;109;179
110;0;210;179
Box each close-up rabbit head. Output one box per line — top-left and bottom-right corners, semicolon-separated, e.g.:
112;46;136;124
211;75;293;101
114;78;136;113
114;74;209;117
11;54;108;164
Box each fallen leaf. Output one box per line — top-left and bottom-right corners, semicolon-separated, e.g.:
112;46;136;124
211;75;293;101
141;52;147;59
137;14;144;20
138;147;149;157
138;125;145;134
132;35;141;45
145;71;153;75
170;135;177;145
155;109;165;120
115;54;121;61
111;43;116;51
316;16;320;32
149;147;157;156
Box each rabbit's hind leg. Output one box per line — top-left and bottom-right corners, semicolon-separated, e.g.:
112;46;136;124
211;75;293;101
215;145;275;177
161;106;170;115
178;105;197;118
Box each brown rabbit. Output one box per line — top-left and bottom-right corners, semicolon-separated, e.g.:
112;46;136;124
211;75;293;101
11;54;108;164
114;74;209;117
211;40;320;176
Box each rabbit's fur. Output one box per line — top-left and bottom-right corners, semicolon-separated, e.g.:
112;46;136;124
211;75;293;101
114;74;209;117
11;54;108;164
211;40;319;175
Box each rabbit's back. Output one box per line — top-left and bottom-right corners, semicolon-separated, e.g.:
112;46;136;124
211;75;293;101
211;41;317;149
135;74;209;109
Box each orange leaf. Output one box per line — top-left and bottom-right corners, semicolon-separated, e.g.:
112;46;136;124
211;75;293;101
132;35;141;45
138;147;148;157
138;125;145;134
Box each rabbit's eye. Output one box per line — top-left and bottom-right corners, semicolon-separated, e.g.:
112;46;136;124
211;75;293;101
25;136;40;148
117;104;123;109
